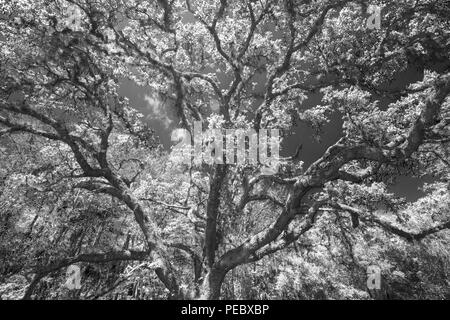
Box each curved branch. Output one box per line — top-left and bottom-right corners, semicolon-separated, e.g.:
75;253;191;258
333;203;450;242
23;250;149;300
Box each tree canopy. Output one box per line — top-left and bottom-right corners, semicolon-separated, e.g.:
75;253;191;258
0;0;449;300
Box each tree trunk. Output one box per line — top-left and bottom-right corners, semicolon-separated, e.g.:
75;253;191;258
198;267;227;300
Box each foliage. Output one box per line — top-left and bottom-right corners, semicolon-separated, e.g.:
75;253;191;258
0;0;449;300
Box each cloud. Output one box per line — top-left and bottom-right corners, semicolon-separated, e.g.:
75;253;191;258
144;94;174;129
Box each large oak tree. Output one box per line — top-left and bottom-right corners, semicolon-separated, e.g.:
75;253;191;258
1;0;449;299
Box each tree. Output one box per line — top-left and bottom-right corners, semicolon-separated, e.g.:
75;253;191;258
0;0;449;300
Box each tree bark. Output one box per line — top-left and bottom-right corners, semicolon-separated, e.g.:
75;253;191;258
204;165;227;268
198;267;227;300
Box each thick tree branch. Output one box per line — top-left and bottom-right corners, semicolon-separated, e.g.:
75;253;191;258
23;250;149;300
217;73;450;270
333;203;450;242
204;165;227;268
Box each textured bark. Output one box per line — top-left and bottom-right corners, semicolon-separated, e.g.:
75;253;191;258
105;172;182;299
198;267;227;300
204;165;227;268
